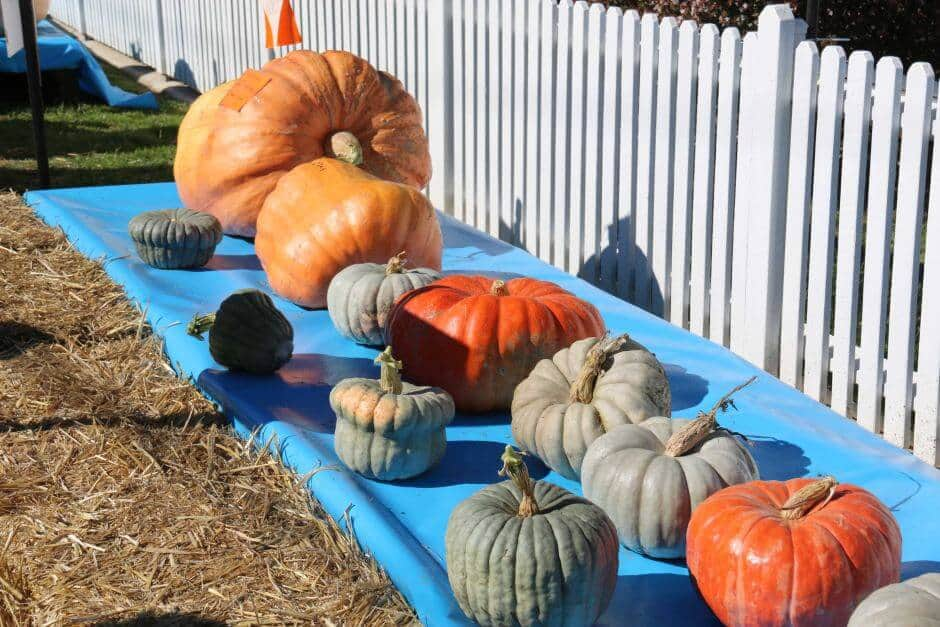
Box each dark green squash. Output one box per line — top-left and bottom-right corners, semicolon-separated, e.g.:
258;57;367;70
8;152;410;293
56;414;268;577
188;289;293;374
128;208;223;269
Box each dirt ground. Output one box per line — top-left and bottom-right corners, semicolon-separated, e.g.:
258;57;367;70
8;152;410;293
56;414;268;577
0;191;418;626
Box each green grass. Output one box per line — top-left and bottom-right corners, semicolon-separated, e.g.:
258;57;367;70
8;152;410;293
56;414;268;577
0;64;188;193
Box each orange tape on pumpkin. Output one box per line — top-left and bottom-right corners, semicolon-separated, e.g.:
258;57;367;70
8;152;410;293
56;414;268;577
219;70;272;112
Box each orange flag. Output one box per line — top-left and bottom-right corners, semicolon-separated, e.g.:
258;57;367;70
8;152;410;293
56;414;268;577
262;0;301;48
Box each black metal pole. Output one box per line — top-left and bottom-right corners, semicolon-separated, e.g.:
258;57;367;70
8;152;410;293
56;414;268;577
18;0;50;188
805;0;820;39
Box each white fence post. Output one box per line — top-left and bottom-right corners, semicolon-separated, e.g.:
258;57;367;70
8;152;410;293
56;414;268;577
426;0;453;214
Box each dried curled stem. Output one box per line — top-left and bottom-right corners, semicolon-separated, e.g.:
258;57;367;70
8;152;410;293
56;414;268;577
327;131;364;166
186;313;215;340
490;280;509;296
385;251;407;275
781;476;838;520
498;446;539;518
569;333;630;404
663;376;757;457
375;347;403;394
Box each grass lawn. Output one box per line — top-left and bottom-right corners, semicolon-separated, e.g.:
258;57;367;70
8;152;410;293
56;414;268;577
0;64;186;192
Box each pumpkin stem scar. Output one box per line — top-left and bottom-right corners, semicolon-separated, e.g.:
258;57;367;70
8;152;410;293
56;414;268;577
568;333;631;404
498;446;540;518
490;279;509;296
385;251;408;275
780;476;839;520
186;313;216;340
327;131;364;166
375;346;404;394
663;375;758;457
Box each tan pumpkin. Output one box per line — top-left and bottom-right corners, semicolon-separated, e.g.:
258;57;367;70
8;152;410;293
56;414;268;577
174;50;431;237
255;158;443;309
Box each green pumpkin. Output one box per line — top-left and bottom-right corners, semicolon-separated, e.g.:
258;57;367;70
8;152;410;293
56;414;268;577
581;379;759;558
129;208;222;269
330;347;454;480
848;573;940;626
188;289;293;374
511;333;671;480
445;447;619;627
327;252;442;346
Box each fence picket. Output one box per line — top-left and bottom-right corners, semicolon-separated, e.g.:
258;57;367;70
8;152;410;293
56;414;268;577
486;0;501;238
598;7;623;293
580;4;606;282
474;0;487;232
565;3;589;276
499;0;515;244
830;51;874;417
633;14;658;310
537;0;556;263
522;0;540;251
651;17;677;317
553;1;573;270
615;11;641;301
884;64;935;449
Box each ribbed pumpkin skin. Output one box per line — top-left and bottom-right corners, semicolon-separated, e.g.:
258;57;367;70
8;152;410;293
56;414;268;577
209;290;294;374
128;208;222;269
386;276;605;413
445;480;619;626
327;262;441;345
581;417;758;558
174;50;431;237
330;378;454;480
848;573;940;627
687;479;902;627
255;159;443;309
511;336;671;479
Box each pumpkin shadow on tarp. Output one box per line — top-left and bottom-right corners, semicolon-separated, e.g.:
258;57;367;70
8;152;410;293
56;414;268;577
662;364;709;412
401;440;550;488
599;573;719;626
441;213;519;258
901;560;940;579
741;435;811;480
197;352;377;435
201;253;263;272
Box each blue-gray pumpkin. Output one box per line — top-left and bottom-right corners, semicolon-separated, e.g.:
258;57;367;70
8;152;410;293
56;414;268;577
848;573;940;627
188;289;293;374
445;447;619;627
128;208;222;269
327;252;441;345
330;347;454;480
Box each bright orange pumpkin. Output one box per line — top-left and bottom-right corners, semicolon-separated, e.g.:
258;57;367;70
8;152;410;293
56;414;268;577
686;476;902;627
386;276;606;413
174;50;431;237
255;158;442;309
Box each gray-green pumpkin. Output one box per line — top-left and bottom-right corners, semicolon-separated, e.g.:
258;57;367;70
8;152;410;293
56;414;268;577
128;208;222;269
446;447;618;627
188;289;293;374
511;333;671;480
581;379;759;559
848;573;940;627
327;252;442;345
330;347;454;480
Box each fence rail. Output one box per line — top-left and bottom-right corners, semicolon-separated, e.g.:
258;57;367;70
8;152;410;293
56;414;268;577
49;0;940;466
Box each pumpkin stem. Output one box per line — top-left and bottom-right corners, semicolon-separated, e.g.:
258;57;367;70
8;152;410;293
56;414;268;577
186;313;215;340
568;333;630;404
385;251;408;275
490;279;509;296
498;445;539;518
327;131;364;166
780;476;839;520
375;346;403;394
663;376;757;457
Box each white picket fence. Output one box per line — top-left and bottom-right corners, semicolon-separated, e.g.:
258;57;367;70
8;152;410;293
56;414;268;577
48;0;940;467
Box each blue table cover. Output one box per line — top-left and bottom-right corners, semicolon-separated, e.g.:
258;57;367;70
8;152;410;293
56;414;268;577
1;20;157;109
24;183;940;626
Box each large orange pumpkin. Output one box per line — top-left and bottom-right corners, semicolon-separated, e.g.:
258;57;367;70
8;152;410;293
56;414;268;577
255;158;442;309
174;50;431;237
686;477;902;627
386;276;605;413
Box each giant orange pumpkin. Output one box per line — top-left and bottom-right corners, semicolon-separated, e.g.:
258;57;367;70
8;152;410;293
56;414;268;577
255;158;443;309
386;276;605;413
686;477;902;627
174;50;431;237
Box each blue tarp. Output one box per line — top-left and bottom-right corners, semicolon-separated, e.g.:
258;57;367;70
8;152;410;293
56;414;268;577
1;20;157;109
24;183;940;626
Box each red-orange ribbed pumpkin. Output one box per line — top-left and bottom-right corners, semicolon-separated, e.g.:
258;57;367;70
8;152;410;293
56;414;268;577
686;477;902;627
386;276;605;413
174;50;431;237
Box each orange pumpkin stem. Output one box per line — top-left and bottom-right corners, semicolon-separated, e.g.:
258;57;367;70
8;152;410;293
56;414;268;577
327;131;364;166
569;333;630;404
664;376;757;457
780;476;839;520
375;347;404;394
498;445;539;518
386;251;407;275
490;280;509;296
